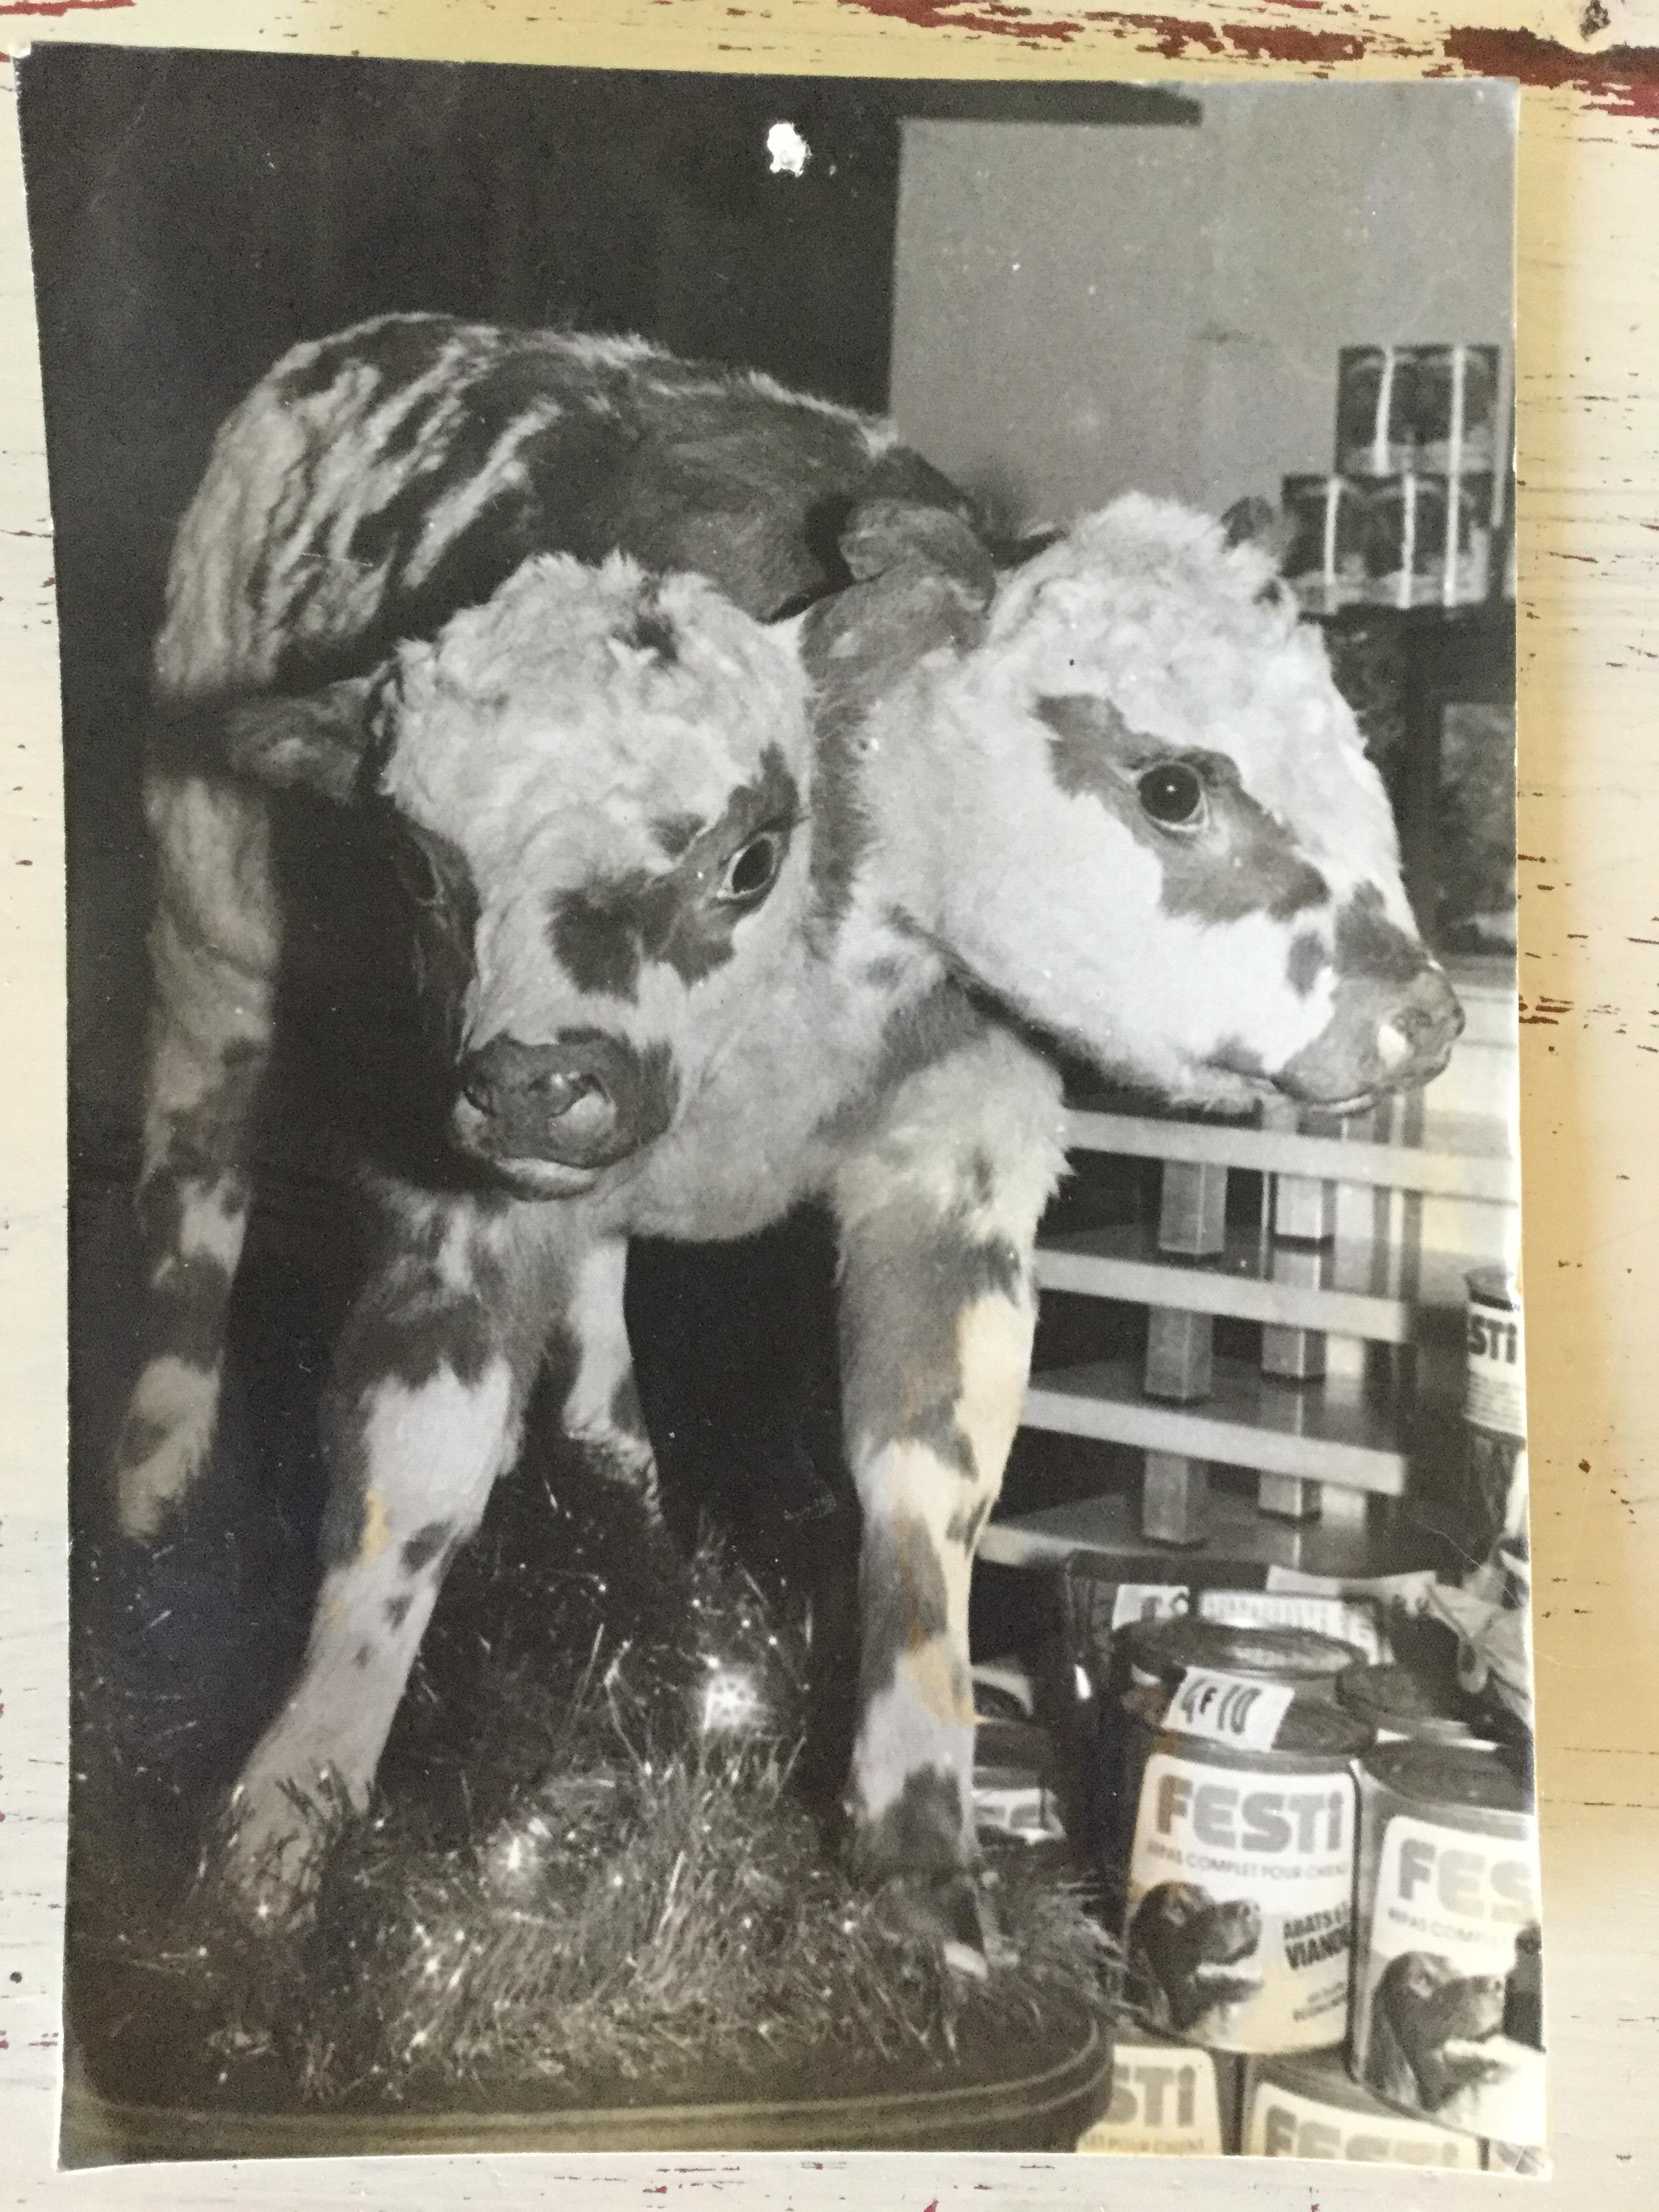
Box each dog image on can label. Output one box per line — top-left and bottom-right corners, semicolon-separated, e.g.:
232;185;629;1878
1353;1809;1545;2144
1128;1881;1265;2037
1126;1750;1356;2051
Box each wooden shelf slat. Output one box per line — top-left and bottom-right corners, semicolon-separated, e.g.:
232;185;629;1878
1021;1355;1407;1494
1062;1107;1519;1204
1036;1223;1411;1339
1036;1223;1488;1336
977;1484;1382;1578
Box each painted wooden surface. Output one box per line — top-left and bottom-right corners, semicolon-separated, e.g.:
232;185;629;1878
1;0;1656;2202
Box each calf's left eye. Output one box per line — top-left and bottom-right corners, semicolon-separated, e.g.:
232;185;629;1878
1138;762;1206;829
716;830;787;907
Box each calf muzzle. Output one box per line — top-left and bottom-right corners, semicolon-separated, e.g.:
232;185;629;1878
454;1029;663;1172
1277;961;1465;1111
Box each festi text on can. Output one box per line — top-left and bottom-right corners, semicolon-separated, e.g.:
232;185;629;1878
1465;1266;1525;1439
1116;1662;1372;2053
1351;1739;1544;2148
1076;2028;1238;2156
1241;2049;1481;2167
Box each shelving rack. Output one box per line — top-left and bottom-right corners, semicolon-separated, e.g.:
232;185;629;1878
982;972;1520;1575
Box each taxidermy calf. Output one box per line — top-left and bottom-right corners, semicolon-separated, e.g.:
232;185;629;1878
119;315;1462;1920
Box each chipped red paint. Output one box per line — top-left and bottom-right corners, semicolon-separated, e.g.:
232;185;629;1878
1107;9;1224;58
0;0;134;16
835;0;1659;127
836;0;1085;39
1442;26;1659;123
1221;18;1365;62
838;0;1378;65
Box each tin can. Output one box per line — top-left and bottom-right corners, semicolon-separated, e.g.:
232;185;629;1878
1076;2030;1240;2156
1464;1268;1528;1572
1119;1617;1367;1700
972;1717;1067;1847
1408;344;1502;476
1241;2049;1481;2167
1363;474;1492;609
1112;1660;1372;2054
1337;1661;1481;1748
1336;346;1418;477
1282;473;1372;611
1351;1740;1545;2146
1466;1267;1525;1439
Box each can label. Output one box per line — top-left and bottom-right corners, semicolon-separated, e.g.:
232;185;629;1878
1244;2079;1480;2166
1127;1750;1355;2051
1466;1282;1526;1438
1353;1811;1546;2144
1200;1588;1385;1661
1076;2038;1228;2156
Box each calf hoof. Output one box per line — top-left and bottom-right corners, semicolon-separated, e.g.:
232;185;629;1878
869;1865;1019;1976
850;1767;1018;1971
208;1772;351;1933
573;1425;662;1517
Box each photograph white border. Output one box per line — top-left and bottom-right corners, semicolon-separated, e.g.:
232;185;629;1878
3;3;1657;2203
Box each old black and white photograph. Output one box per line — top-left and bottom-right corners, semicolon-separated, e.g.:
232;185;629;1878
18;46;1536;2169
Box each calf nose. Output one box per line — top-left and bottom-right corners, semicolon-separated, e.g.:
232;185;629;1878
1377;964;1465;1080
457;1031;635;1168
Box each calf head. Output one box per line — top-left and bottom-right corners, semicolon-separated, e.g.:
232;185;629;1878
869;496;1462;1113
225;553;814;1195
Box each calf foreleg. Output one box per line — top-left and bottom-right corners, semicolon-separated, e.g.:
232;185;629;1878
832;1028;1065;1886
558;1235;659;1509
221;1193;560;1917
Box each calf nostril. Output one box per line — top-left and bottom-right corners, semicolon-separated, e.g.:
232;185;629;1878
1379;968;1464;1069
533;1068;605;1119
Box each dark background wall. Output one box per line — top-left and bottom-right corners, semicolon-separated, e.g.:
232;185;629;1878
20;44;1194;1174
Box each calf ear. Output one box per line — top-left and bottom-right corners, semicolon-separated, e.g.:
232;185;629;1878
222;676;376;803
1219;494;1295;571
838;497;997;610
796;498;995;724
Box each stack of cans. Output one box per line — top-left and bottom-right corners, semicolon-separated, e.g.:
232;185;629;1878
1074;1580;1546;2167
1282;344;1509;613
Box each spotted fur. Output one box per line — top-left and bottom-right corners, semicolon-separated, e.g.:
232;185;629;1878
120;316;1461;1922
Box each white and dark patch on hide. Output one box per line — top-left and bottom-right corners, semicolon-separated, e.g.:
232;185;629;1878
115;1037;266;1536
545;743;800;1002
1036;691;1329;924
176;310;979;703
